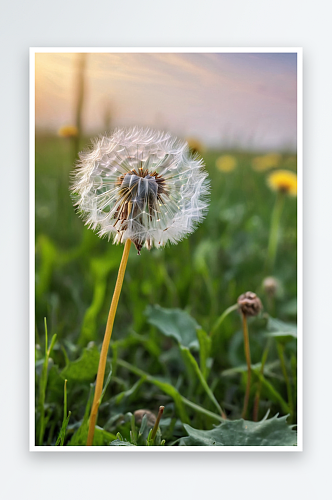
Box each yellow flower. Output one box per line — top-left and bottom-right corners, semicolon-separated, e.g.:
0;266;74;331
252;153;281;172
58;125;78;138
186;137;204;154
216;155;237;172
267;169;297;196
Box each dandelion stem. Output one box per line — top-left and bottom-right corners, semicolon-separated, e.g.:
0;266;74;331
241;313;251;419
87;239;131;446
266;191;285;274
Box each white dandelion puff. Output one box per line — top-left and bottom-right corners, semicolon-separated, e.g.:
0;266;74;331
70;127;210;254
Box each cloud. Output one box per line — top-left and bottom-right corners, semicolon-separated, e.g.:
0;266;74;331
35;52;297;149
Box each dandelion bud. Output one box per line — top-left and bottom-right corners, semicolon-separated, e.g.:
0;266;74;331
263;276;279;297
237;291;262;317
134;409;157;428
70;127;210;254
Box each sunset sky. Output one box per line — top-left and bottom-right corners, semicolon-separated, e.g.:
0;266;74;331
35;52;297;151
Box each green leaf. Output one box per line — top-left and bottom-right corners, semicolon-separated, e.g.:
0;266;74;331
55;412;71;446
196;328;211;379
180;346;224;417
78;253;121;346
145;305;199;349
60;345;99;381
116;359;190;423
79;280;107;346
68;424;116;446
115;377;145;405
265;317;297;343
109;440;135;446
179;415;297;446
35;235;58;299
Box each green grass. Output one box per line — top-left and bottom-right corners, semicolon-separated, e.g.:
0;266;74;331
35;135;297;446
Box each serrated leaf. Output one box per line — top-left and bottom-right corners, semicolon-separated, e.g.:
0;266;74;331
109;440;135;446
60;345;99;381
179;415;296;446
145;305;199;349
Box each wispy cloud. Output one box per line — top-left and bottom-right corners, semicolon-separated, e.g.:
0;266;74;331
35;52;297;150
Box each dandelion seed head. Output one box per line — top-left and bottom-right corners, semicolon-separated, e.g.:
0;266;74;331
262;276;281;297
70;127;210;253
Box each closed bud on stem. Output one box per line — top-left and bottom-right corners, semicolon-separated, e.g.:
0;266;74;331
237;291;262;317
262;276;280;298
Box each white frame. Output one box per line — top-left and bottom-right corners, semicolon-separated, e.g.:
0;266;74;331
30;47;302;452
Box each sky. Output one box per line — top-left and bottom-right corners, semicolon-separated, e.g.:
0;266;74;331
35;52;297;151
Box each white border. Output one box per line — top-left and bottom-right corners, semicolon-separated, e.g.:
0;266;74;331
30;47;302;452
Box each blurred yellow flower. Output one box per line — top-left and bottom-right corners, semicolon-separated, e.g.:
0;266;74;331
186;137;204;154
267;169;297;196
216;155;237;172
58;125;78;138
252;153;281;172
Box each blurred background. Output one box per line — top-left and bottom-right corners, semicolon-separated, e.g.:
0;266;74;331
35;52;297;440
35;52;297;150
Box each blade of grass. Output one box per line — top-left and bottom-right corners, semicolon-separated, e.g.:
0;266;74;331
117;359;223;424
55;379;71;446
180;346;226;418
252;368;290;414
210;304;238;337
38;318;57;446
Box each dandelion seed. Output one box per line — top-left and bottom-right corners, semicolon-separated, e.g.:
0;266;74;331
71;127;210;254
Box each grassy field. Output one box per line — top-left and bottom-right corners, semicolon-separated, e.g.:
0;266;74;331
35;135;297;446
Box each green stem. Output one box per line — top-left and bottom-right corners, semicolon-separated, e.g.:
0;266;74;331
253;338;272;421
265;191;285;274
241;314;251;419
63;379;68;421
116;359;224;424
181;396;224;423
252;370;290;415
210;303;238;337
277;342;293;421
38;319;57;446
